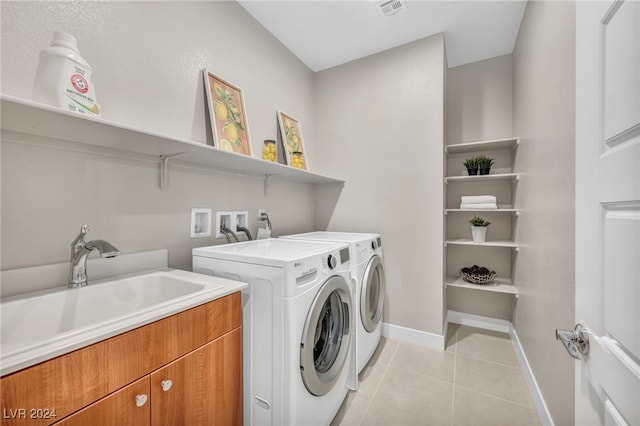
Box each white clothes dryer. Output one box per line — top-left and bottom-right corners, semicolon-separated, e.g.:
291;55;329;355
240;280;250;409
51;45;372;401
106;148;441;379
280;232;385;377
192;238;353;426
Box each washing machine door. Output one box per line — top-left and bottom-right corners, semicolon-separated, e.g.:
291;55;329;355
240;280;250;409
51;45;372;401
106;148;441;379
300;275;352;396
361;255;385;333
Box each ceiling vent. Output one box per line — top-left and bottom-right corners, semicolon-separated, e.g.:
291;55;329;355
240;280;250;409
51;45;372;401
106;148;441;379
379;0;407;17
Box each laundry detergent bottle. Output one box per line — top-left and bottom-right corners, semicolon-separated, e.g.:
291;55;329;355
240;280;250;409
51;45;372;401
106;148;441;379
33;31;101;117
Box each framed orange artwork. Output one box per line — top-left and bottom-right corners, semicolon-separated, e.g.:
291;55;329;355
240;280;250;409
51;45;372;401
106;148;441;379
203;69;253;156
277;111;309;170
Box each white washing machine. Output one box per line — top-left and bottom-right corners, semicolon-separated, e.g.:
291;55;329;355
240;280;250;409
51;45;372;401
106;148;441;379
192;238;353;426
280;232;385;376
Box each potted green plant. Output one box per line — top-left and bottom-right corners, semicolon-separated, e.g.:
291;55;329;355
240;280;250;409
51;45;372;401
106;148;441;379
469;215;491;243
463;157;479;176
476;155;495;175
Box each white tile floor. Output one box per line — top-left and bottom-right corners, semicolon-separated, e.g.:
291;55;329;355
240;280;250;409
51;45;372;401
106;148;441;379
332;324;542;426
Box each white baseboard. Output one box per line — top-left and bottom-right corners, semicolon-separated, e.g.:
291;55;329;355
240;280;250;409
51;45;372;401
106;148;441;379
381;322;444;351
509;327;554;426
446;310;511;333
446;310;554;426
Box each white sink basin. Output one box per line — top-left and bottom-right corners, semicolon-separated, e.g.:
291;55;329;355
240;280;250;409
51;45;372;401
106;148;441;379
1;269;247;376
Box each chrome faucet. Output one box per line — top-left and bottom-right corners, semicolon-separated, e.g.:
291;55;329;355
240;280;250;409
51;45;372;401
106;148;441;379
68;224;120;288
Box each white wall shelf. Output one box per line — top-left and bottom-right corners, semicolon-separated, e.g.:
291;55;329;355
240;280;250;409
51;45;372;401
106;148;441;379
445;208;519;215
445;137;519;156
445;239;519;249
444;275;518;297
445;173;520;184
0;95;345;191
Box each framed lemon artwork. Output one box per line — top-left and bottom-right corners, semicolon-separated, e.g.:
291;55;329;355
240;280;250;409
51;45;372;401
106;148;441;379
277;111;309;170
203;69;253;156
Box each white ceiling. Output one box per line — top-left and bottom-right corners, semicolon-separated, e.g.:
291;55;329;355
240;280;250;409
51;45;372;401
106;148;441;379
238;0;528;71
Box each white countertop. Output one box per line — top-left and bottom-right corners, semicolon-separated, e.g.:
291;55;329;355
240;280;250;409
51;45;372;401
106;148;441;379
1;269;247;376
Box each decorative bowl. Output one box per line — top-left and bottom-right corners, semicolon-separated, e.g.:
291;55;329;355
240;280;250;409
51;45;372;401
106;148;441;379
460;265;497;285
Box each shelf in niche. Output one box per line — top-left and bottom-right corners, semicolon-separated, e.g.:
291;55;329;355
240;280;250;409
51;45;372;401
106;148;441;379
0;94;344;188
445;208;519;215
444;275;518;297
445;137;519;156
445;239;519;249
445;173;520;184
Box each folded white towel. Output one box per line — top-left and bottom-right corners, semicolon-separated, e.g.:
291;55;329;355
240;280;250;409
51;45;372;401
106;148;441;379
461;195;497;205
460;203;498;209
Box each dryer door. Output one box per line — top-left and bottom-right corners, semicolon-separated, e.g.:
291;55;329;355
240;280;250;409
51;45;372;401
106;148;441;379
300;275;352;396
360;255;385;333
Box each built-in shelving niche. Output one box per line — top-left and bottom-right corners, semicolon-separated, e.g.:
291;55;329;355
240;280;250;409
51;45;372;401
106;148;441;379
444;137;520;301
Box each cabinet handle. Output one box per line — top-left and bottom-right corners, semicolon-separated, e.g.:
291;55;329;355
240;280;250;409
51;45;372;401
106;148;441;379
161;379;173;391
135;394;148;407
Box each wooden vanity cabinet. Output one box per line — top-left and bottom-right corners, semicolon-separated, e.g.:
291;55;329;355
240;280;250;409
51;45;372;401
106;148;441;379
1;292;242;426
150;328;242;426
52;377;151;426
54;329;242;426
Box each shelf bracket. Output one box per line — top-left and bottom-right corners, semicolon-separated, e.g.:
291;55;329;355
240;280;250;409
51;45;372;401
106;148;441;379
264;174;271;197
159;153;186;190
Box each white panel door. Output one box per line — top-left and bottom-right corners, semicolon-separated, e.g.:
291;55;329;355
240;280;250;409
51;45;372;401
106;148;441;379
575;1;640;425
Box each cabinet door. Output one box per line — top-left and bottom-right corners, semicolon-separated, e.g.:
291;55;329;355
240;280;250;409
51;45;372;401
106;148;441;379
150;328;242;426
53;376;150;426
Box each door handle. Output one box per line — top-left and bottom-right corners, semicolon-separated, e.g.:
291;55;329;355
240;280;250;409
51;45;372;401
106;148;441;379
555;323;589;359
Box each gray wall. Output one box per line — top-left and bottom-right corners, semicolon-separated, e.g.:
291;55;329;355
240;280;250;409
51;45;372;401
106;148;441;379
447;54;513;144
512;2;576;425
313;35;446;335
1;2;321;284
